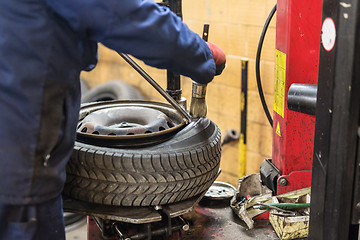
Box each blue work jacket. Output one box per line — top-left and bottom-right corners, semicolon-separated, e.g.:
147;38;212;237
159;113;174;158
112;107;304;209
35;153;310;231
0;0;216;204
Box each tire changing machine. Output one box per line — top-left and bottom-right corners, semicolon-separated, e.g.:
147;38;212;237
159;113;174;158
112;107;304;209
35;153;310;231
259;0;360;238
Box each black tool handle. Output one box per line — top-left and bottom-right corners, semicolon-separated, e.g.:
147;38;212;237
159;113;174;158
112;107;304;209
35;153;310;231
202;23;209;41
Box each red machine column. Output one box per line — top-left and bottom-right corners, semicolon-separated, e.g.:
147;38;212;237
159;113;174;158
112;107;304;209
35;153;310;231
272;0;323;194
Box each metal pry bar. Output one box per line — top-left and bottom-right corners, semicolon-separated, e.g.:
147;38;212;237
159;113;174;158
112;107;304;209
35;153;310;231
119;53;192;123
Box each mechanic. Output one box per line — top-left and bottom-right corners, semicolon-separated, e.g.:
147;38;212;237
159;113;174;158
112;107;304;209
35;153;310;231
0;0;225;239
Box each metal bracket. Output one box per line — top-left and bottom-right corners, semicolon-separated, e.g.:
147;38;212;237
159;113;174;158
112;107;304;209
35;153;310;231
260;159;280;194
63;191;205;224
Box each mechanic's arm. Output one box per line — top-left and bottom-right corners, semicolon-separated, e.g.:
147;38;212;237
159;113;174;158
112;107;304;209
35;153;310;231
45;0;225;84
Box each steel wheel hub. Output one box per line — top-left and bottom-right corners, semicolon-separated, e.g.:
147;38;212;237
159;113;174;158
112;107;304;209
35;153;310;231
78;107;175;136
76;100;187;147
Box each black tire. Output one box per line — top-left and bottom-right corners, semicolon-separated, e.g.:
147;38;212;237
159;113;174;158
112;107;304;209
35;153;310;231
63;118;221;207
81;80;144;103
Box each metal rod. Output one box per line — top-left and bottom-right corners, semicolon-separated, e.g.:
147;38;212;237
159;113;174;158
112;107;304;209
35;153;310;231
166;0;182;102
287;83;317;116
113;224;126;240
166;72;181;101
119;53;192;123
146;223;151;240
166;0;183;101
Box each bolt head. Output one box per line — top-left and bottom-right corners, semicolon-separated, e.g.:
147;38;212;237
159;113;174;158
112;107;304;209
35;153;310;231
279;178;288;186
182;225;190;231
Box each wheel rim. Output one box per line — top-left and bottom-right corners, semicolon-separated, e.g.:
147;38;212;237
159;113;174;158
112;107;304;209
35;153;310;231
76;100;187;147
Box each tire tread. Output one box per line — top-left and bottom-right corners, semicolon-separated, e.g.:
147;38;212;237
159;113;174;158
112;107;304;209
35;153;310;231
64;121;221;206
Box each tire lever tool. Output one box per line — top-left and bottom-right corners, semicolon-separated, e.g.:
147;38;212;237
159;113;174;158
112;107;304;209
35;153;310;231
189;23;210;118
119;53;192;123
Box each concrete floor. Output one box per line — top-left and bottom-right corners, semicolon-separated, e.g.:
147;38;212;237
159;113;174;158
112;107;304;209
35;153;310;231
65;219;87;240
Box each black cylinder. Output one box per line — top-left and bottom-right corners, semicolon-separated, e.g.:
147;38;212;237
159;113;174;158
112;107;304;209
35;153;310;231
287;84;318;116
166;0;183;101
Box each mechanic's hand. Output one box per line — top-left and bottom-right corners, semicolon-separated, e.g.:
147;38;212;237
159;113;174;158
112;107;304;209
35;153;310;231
207;42;226;75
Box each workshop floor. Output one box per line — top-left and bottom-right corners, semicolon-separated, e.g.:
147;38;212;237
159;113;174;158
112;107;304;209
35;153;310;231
66;220;87;240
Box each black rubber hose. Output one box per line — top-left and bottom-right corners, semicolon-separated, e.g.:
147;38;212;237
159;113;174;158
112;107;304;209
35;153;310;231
256;4;277;128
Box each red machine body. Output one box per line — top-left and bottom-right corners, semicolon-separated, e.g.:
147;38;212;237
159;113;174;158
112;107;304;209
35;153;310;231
272;0;323;194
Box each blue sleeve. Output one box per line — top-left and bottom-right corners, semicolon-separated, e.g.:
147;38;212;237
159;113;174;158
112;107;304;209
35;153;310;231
45;0;216;84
